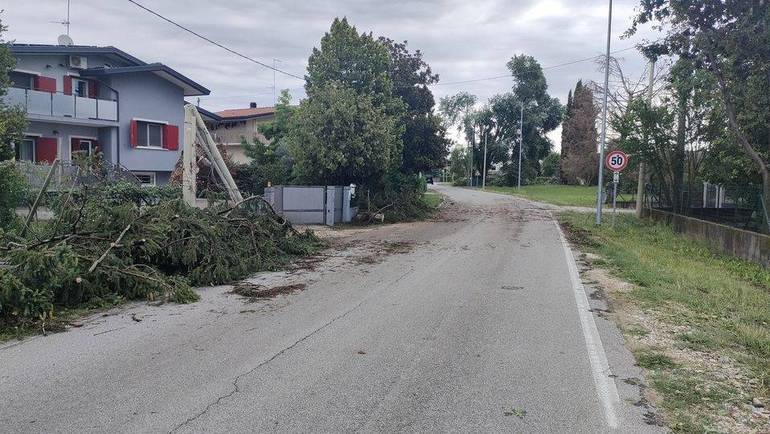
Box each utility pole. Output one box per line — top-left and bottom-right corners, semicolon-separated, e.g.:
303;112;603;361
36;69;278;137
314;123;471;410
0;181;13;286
272;58;281;106
595;0;613;225
482;132;488;189
518;103;524;189
469;130;475;187
635;58;655;218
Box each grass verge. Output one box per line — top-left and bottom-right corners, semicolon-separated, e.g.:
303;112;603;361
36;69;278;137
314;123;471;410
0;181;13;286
421;191;443;210
558;212;770;432
485;184;599;207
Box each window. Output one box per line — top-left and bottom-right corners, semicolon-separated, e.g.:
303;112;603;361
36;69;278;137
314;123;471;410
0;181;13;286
15;137;35;161
9;71;34;89
137;121;164;148
73;78;89;97
71;139;94;157
133;172;156;187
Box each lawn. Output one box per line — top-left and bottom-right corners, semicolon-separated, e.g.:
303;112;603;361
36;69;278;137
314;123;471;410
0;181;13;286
559;212;770;432
485;184;599;207
421;191;443;209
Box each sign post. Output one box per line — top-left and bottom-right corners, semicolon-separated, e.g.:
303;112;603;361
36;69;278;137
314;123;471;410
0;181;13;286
605;150;629;227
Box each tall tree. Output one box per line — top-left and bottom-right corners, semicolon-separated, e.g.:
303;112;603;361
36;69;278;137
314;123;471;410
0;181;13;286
0;18;27;229
0;17;25;161
498;55;563;185
561;80;599;185
628;0;770;212
379;37;450;174
290;18;403;186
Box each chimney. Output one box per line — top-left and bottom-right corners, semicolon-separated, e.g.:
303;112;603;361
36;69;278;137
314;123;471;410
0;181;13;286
249;102;257;108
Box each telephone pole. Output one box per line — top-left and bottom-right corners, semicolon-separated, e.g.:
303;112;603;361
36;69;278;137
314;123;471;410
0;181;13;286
482;132;488;189
635;58;655;217
518;103;524;189
595;0;613;225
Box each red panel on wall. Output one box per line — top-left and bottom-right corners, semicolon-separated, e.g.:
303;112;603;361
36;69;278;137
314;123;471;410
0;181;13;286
63;76;72;95
129;120;138;147
35;138;58;163
33;76;57;93
163;124;179;150
88;80;97;98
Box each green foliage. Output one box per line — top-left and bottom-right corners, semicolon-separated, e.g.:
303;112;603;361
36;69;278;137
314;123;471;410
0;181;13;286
560;81;598;185
540;152;560;180
289;83;401;186
628;0;770;206
0;184;324;328
448;146;470;184
380;37;450;173
0;18;27;162
0;161;26;229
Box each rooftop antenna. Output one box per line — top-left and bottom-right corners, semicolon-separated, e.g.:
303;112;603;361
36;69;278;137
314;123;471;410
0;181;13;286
52;0;72;43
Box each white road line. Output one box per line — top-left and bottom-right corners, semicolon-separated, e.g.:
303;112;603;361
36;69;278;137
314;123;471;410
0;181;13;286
554;220;620;429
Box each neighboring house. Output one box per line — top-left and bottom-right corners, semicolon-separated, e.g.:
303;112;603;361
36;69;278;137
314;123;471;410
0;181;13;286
5;43;209;185
200;103;275;165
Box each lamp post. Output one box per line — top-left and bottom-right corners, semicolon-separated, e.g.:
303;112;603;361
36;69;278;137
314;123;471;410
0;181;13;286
518;100;537;189
595;0;613;225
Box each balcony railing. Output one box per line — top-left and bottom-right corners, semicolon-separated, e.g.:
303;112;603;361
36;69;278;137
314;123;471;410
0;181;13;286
4;87;118;122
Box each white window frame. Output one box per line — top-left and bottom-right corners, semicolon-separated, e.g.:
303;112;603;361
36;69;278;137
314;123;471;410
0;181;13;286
69;135;98;158
133;171;156;187
16;136;37;161
134;119;167;149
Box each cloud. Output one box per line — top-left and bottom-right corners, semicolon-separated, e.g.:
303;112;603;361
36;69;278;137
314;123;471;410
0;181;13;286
2;0;660;150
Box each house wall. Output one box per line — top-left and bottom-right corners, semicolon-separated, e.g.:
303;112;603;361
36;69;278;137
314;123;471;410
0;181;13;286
24;121;105;162
209;116;274;165
107;72;184;172
12;54;132;93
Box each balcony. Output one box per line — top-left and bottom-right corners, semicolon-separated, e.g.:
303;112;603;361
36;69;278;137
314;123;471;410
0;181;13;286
5;87;118;123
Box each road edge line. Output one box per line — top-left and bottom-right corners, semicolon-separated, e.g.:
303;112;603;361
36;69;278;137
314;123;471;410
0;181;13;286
553;220;620;429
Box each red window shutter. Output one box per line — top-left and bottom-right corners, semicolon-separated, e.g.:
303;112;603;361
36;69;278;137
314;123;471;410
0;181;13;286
88;81;97;98
129;120;138;147
70;137;80;153
35;138;58;163
163;124;179;150
63;76;73;95
33;76;57;93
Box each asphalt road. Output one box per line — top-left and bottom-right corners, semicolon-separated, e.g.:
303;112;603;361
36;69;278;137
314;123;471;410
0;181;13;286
0;185;660;433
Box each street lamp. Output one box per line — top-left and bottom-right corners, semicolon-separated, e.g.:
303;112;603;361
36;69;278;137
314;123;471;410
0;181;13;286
518;100;538;189
595;0;613;225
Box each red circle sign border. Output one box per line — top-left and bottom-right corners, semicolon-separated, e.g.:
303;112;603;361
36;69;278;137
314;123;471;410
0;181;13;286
605;150;629;172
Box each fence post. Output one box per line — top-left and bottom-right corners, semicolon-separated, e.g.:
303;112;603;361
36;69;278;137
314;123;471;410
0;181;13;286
761;193;770;234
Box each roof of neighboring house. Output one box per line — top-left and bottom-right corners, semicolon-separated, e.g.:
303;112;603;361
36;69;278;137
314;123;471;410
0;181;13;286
10;44;146;66
216;107;275;121
195;106;222;122
81;64;210;96
10;44;209;96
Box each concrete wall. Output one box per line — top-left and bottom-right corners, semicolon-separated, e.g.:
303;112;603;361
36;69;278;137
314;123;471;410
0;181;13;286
645;208;770;268
109;73;184;172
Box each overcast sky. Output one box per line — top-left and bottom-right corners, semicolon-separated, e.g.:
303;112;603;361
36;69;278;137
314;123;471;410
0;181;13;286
3;0;659;149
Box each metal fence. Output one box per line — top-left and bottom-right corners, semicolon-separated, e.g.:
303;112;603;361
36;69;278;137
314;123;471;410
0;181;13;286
15;160;141;192
645;183;768;233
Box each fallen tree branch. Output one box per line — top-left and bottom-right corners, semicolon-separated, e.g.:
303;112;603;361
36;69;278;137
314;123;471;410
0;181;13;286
88;224;131;273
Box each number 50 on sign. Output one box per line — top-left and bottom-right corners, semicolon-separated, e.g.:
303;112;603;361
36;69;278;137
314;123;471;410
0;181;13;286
605;150;629;172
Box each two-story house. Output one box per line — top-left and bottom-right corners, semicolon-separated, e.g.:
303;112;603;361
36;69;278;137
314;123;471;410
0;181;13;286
199;103;275;165
6;43;210;185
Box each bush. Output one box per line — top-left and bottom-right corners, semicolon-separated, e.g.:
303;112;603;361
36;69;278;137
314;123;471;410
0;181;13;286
0;162;26;230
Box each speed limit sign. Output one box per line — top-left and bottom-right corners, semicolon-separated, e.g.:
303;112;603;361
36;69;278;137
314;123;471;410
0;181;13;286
605;150;629;172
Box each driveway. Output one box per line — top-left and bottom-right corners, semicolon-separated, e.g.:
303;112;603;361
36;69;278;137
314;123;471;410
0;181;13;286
0;184;660;433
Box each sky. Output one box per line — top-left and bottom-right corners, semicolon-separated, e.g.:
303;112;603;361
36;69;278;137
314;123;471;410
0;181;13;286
2;0;660;149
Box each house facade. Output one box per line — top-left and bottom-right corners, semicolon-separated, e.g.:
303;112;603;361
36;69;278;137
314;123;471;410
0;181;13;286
200;103;275;165
5;44;209;185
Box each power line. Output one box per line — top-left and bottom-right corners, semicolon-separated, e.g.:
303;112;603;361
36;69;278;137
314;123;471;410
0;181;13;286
126;0;305;81
432;43;644;87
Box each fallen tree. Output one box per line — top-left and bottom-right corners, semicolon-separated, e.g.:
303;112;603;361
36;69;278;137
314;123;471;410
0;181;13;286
0;180;323;330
